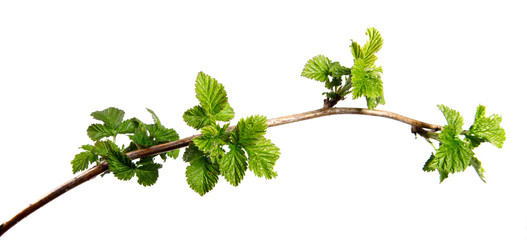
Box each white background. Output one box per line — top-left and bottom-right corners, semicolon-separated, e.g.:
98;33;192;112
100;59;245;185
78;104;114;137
1;1;526;239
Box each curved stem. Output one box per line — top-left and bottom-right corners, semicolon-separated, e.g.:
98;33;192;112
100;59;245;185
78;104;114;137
0;107;442;237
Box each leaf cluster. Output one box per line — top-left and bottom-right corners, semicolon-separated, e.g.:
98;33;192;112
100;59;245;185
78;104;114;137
183;72;280;196
301;27;384;109
423;105;505;182
72;107;180;186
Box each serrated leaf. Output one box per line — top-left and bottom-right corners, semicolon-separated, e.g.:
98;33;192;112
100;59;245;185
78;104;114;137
149;125;180;143
166;149;180;160
87;123;115;141
195;72;229;117
116;118;138;134
129;122;156;148
362;27;383;66
146;108;161;126
301;55;331;82
183;143;204;163
423;154;437;172
466;105;505;148
329;61;351;79
350;41;363;60
106;146;136;181
193;124;227;155
92;140;119;157
215;103;235;122
351;59;384;109
435;133;474;178
183;105;214;130
186;155;220;196
136;162;162;186
437;105;464;135
470;157;486;183
71;151;98;173
244;138;280;179
90;107;125;129
220;145;248;186
233;115;268;146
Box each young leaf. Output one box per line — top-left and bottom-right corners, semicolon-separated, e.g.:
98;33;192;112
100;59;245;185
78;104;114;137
195;72;229;117
71;150;98;174
362;27;383;66
244;138;280;179
115;118;138;134
232;115;268;146
301;55;331;82
183;143;204;163
422;154;437;172
90;107;125;129
186;154;220;196
129;122;156;148
87;123;115;141
350;41;363;61
106;144;137;181
470;157;486;183
193;124;228;157
183;105;213;130
135;161;162;186
350;59;384;109
215;103;235;122
435;134;474;176
466;105;505;148
437;105;464;135
220;144;248;186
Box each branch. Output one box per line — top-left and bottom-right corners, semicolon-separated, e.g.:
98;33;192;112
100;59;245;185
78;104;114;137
0;107;441;237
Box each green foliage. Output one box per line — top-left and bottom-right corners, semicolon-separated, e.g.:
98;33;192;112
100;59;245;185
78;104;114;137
301;27;383;109
423;105;505;182
465;105;505;148
185;149;220;196
182;72;281;195
72;107;179;187
183;72;234;130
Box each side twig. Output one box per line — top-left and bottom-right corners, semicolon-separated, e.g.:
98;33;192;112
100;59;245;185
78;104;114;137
0;107;442;237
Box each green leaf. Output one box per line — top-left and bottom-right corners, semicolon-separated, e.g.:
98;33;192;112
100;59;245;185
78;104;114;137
470;157;486;183
115;118;138;134
146;108;161;126
244;138;280;179
220;144;248;186
91;107;125;129
87;123;115;141
350;41;364;61
437;105;464;135
232;115;268;146
362;27;383;66
301;55;331;82
435;132;474;182
129;122;156;148
466;105;505;148
350;59;384;109
193;124;228;156
186;154;220;196
329;61;351;79
71;150;98;173
366;95;385;110
106;144;136;181
215;103;235;122
183;105;214;130
136;161;162;186
195;72;229;117
92;140;119;157
423;154;437;172
166;149;180;160
183;143;204;163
